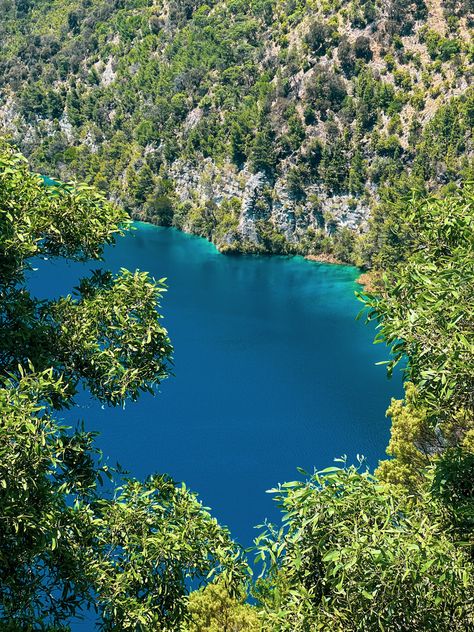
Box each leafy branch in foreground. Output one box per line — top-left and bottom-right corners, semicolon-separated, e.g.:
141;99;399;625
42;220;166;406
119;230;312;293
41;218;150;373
0;370;247;630
0;143;128;284
359;185;474;486
254;464;473;631
0;143;247;629
362;187;473;420
0;142;172;406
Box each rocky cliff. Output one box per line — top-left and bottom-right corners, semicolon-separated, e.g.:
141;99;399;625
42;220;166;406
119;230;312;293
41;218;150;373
0;0;472;262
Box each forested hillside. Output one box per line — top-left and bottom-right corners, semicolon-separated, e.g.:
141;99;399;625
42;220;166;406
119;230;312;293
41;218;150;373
0;0;473;260
1;0;473;628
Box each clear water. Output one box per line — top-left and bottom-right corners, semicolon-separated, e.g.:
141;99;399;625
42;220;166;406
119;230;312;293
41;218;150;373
27;223;402;625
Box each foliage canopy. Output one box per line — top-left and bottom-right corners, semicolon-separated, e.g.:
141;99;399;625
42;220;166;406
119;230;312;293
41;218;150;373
0;144;247;629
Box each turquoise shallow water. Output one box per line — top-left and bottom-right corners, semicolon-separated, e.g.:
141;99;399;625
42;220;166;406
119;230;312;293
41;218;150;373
28;223;402;547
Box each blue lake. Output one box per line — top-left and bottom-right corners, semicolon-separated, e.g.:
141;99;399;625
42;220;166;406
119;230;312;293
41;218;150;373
28;223;401;549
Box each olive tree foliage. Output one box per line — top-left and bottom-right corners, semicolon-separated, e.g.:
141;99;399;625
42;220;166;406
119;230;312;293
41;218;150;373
0;144;247;629
362;186;473;423
360;185;474;485
254;464;474;631
89;476;246;631
0;370;97;627
0;144;173;405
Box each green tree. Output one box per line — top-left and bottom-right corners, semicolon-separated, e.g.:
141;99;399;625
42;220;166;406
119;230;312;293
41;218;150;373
361;186;474;438
348;147;366;194
255;464;474;631
230;121;248;168
0;143;247;629
376;383;436;487
182;581;262;632
360;184;473;539
304;20;337;57
133;164;155;204
249;124;277;176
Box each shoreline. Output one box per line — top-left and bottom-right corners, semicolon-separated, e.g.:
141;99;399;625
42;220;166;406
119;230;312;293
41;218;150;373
355;271;378;293
134;220;377;283
304;253;347;266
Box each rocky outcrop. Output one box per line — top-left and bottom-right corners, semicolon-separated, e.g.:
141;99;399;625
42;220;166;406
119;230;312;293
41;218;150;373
168;158;370;249
238;172;270;242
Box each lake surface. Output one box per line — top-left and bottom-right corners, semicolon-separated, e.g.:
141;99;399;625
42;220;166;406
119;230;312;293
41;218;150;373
28;223;402;547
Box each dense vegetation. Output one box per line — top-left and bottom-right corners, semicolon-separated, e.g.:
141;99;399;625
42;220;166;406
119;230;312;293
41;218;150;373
0;0;473;628
0;144;247;629
0;0;473;260
0;143;473;628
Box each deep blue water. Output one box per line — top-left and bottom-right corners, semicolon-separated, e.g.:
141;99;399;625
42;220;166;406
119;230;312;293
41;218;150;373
28;223;402;625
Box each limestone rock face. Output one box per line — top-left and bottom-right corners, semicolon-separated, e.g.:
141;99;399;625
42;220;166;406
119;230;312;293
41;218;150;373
238;172;270;242
168;159;370;248
2;0;471;258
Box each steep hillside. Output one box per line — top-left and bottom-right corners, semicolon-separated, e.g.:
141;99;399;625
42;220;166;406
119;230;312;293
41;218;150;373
0;0;473;261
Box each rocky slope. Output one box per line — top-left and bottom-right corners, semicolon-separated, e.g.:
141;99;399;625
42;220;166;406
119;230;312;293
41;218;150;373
0;0;473;261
